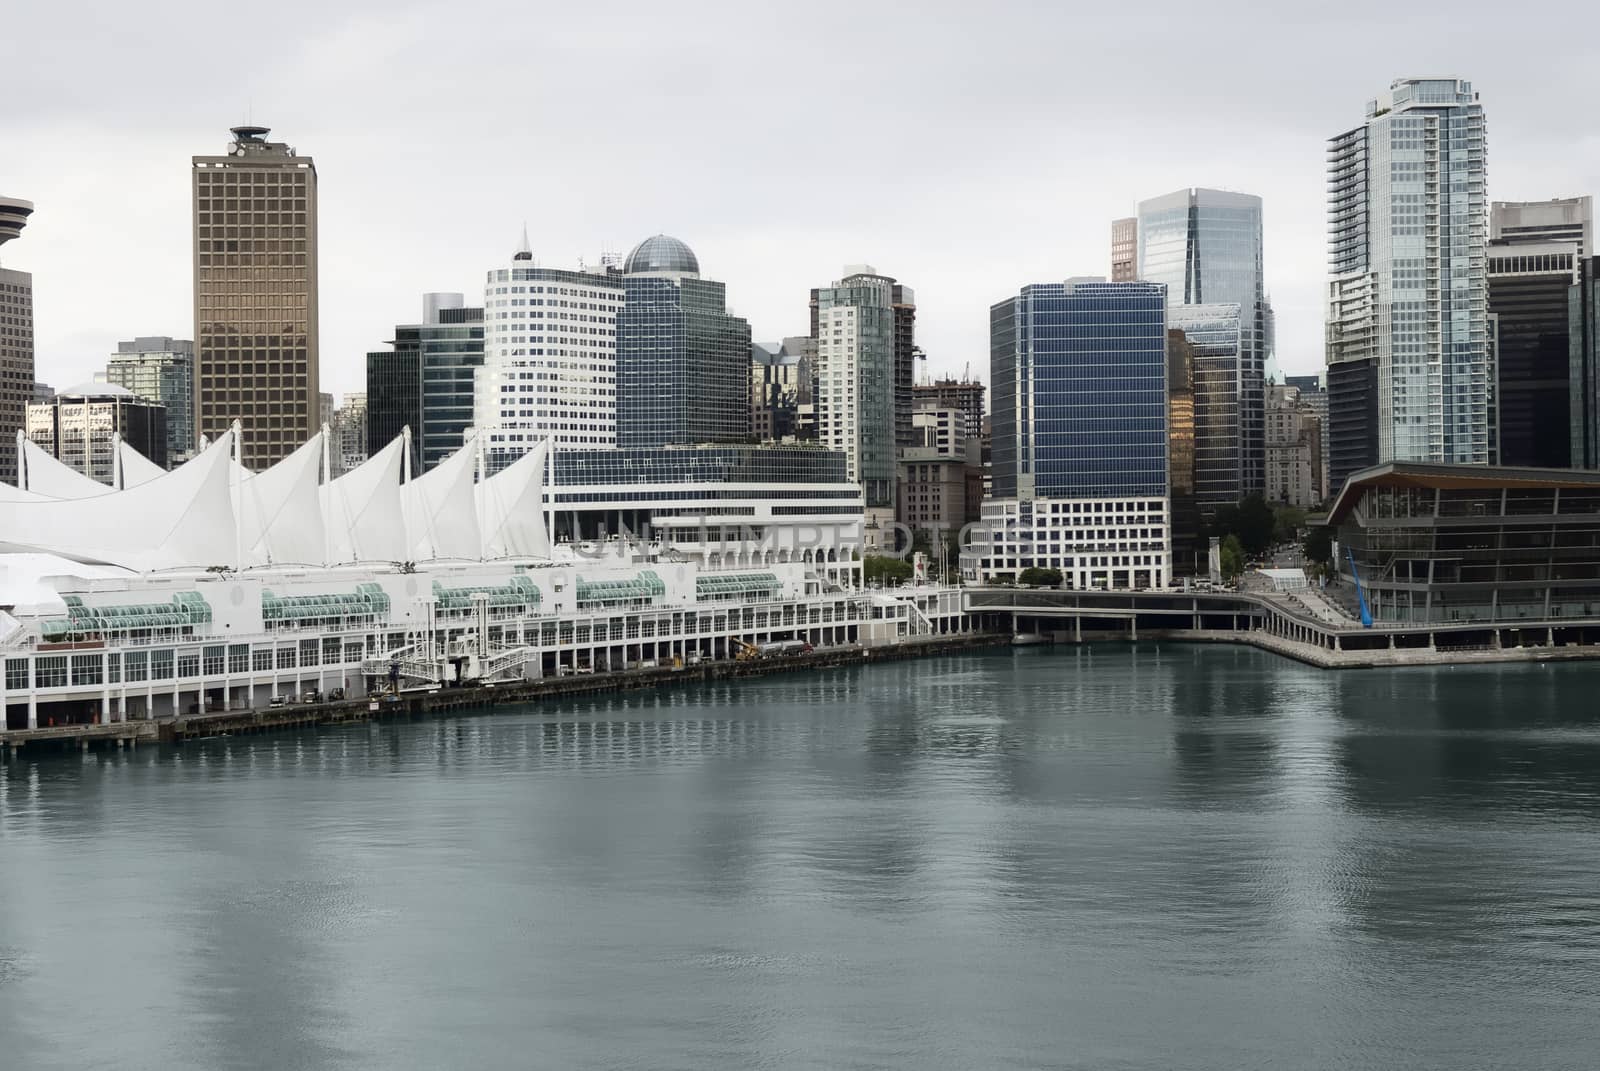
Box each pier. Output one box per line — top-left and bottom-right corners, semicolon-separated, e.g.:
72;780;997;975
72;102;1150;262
0;633;1004;756
966;587;1600;668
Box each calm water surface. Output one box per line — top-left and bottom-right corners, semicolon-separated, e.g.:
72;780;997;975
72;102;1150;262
3;645;1600;1070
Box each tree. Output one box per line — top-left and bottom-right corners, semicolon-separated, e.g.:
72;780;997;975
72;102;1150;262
1272;506;1307;546
1018;567;1063;588
1220;534;1245;580
1211;494;1276;559
1303;525;1333;567
863;555;912;585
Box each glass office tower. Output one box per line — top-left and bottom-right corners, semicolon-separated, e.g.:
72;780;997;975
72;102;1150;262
1169;303;1243;515
1138;187;1270;499
105;337;195;465
990;279;1169;499
1327;78;1490;468
974;278;1170;589
616;235;751;450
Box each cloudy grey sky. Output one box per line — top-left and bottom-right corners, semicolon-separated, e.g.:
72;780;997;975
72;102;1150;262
4;0;1597;400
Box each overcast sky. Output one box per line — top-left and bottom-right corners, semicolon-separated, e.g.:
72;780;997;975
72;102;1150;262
4;0;1597;401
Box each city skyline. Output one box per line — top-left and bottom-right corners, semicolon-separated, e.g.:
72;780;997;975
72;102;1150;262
6;2;1595;400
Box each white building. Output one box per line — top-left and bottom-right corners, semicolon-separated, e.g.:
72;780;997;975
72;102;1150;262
814;267;899;542
1327;78;1490;466
0;429;971;731
475;232;623;465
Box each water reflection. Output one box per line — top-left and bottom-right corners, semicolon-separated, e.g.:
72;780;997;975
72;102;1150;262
3;648;1600;1069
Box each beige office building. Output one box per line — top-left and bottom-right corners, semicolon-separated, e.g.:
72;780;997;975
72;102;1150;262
192;125;318;469
1110;217;1137;282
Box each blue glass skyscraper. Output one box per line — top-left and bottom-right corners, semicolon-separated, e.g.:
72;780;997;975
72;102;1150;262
616;235;751;449
1138;187;1271;501
972;279;1172;590
991;279;1169;499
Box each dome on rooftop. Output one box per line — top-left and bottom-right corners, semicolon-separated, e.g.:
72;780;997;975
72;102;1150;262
623;234;699;275
59;381;136;399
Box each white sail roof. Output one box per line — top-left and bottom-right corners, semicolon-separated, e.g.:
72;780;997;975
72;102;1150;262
477;440;552;560
0;433;238;571
239;433;326;566
0;481;53;504
20;437;112;498
321;436;406;564
402;434;483;561
116;440;168;489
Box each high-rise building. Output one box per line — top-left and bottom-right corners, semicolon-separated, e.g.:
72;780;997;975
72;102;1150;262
0;196;35;486
750;337;814;441
616;235;750;450
892;285;918;450
413;293;483;471
330;392;367;476
26;382;167;484
912;378;986;446
365;329;421;471
1166;329;1202;576
1492;196;1593;251
104;337;196;465
192;126;319;469
813;267;901;531
1137;187;1271;498
1169;303;1243;515
969;278;1170;589
1327;79;1490;469
1328;356;1379;491
1285;373;1330;501
1111;217;1137;281
475;232;623;467
1265;384;1324;508
1572;257;1600;468
31;382;52;404
1487;198;1591;469
364;293;486;474
898;405;981;541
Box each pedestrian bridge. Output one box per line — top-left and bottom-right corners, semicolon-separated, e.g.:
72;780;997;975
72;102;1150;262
962;586;1600;659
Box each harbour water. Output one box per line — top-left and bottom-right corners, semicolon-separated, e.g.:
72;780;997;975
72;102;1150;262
2;645;1599;1069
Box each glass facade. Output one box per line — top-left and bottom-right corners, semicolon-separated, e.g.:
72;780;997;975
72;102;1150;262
617;274;751;449
1573;257;1600;468
814;271;898;509
553;445;848;487
105;338;195;464
365;329;420;470
1137;188;1269;496
990;280;1169;500
1327;79;1490;466
1169;303;1241;514
1335;476;1600;623
419;306;483;471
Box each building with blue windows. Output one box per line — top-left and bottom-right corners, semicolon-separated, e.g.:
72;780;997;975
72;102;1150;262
1137;187;1271;501
616;235;751;450
364;293;485;474
969;279;1171;589
416;294;483;472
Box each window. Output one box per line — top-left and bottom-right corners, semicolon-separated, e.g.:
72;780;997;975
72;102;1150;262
36;657;68;688
7;658;31;690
